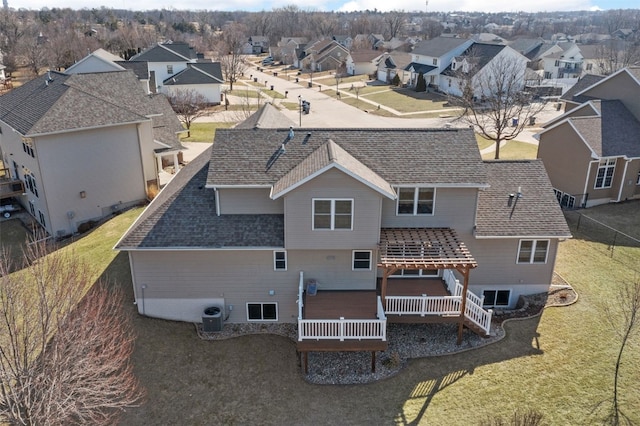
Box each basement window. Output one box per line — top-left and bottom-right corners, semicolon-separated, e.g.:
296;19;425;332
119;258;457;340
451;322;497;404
247;303;278;321
483;290;510;308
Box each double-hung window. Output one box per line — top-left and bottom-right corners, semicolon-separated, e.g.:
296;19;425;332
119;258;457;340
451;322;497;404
595;159;615;189
517;240;549;264
313;199;353;230
397;187;434;215
273;251;287;271
352;250;372;270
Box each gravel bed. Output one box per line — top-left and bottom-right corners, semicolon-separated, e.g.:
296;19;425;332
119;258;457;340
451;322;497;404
197;286;576;385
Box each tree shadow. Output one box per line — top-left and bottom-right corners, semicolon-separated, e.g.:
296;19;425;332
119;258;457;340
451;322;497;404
393;316;544;425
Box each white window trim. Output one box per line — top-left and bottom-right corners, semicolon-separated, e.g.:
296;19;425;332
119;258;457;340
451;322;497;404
396;187;436;216
312;198;353;230
273;250;287;271
246;302;278;322
391;268;441;278
594;158;616;189
516;239;550;264
482;289;511;308
352;250;372;271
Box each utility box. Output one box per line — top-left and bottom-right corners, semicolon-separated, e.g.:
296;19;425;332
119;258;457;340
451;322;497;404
202;306;223;332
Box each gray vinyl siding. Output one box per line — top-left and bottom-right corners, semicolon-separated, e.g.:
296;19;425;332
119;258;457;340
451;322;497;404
37;125;147;235
465;238;559;287
217;188;284;214
381;187;477;232
537;123;593;197
128;248;377;324
283;168;383;250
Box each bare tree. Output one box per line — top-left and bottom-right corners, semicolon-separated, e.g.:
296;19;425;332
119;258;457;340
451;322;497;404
217;22;248;91
0;239;144;425
167;88;210;138
452;54;546;159
595;40;640;76
384;11;406;39
598;279;640;426
18;25;48;77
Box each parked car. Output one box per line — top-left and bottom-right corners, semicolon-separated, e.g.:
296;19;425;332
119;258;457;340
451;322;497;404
261;56;274;65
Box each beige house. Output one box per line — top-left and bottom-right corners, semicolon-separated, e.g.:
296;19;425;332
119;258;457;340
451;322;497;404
116;128;570;360
0;70;184;237
537;67;640;208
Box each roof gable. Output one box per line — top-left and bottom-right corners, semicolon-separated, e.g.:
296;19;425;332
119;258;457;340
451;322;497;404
270;139;395;199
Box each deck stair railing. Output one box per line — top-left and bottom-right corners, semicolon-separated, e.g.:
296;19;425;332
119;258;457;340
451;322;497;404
386;270;493;336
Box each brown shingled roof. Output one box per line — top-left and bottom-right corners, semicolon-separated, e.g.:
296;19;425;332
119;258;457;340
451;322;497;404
207;128;488;189
475;160;571;238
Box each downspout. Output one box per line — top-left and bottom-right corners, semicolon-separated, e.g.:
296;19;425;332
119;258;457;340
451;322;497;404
616;158;631;202
136;123;150;199
214;187;221;216
582;160;598;208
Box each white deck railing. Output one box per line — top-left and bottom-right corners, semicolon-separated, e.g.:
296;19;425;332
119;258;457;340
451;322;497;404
385;295;461;316
385;276;493;336
297;272;387;342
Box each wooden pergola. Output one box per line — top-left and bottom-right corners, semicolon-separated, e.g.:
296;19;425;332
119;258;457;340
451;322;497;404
378;228;478;344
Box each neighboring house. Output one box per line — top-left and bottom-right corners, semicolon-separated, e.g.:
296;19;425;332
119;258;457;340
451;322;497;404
130;41;222;103
247;36;270;54
299;39;349;72
116;127;569;362
65;48;154;94
405;36;474;88
162;62;224;104
541;42;583;79
0;63;6;81
440;43;529;98
376;50;412;84
0;70;184;237
274;37;308;65
332;35;353;50
537;67;640;208
345;50;384;76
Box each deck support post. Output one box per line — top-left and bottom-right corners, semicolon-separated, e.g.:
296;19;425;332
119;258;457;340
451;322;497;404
371;351;376;372
457;267;470;345
380;267;398;305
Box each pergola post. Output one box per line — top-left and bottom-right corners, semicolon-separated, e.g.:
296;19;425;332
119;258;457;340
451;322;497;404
457;267;470;345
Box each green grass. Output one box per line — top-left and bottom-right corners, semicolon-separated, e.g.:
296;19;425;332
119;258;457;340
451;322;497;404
361;89;452;113
476;135;495;150
482;140;538;160
180;122;235;142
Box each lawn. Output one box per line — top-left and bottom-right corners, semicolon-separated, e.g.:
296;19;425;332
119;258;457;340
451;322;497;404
180;122;236;142
21;201;630;425
482;140;538;160
4;201;638;425
361;89;453;114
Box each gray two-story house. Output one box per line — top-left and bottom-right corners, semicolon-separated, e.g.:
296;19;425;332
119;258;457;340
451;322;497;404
116;128;570;362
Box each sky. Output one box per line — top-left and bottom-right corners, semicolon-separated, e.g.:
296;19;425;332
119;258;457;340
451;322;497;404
9;0;633;13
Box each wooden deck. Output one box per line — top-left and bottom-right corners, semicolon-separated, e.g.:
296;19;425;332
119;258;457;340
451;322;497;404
380;278;450;297
303;290;378;320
